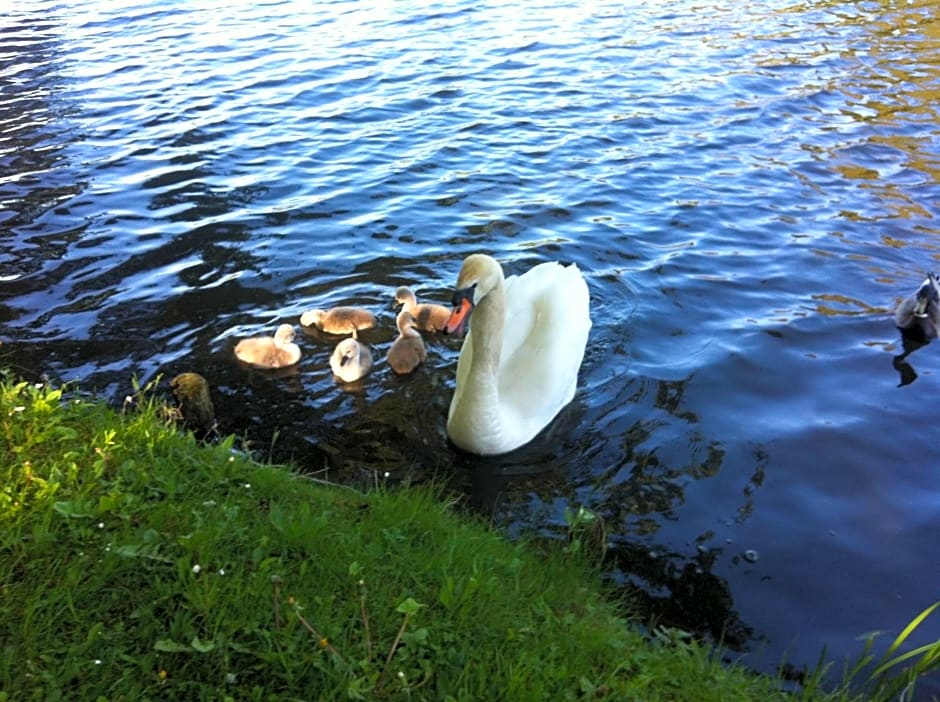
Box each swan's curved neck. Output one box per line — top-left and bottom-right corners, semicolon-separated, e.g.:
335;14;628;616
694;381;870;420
469;279;505;378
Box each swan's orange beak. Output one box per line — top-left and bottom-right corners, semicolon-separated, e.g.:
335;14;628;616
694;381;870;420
444;289;473;336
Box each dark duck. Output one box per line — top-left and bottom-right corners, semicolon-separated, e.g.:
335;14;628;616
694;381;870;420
895;272;940;342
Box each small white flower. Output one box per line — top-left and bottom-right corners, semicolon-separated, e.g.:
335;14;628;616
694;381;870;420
243;483;251;489
383;471;390;479
12;406;25;412
397;671;405;679
34;383;43;389
94;659;102;665
98;522;105;529
124;395;134;404
218;568;225;576
192;564;201;574
226;673;237;684
228;456;235;463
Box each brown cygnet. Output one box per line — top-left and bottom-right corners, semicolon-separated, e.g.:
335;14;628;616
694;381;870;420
234;324;301;368
387;310;427;374
300;306;376;334
394;286;451;333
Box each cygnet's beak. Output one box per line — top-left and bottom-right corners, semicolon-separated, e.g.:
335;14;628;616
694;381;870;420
444;287;474;336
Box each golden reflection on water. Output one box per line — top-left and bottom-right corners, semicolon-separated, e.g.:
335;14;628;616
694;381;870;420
811;293;888;317
827;0;940;226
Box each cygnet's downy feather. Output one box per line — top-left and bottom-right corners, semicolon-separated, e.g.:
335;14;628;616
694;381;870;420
300;306;376;334
394;286;451;333
387;310;427;375
234;324;301;368
330;335;373;383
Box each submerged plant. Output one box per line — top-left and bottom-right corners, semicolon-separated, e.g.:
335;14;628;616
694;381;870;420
563;504;607;563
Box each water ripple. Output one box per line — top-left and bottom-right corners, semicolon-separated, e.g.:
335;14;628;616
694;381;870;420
2;0;940;694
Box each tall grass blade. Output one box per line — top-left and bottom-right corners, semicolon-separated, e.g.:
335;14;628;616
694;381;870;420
871;641;940;679
883;601;940;659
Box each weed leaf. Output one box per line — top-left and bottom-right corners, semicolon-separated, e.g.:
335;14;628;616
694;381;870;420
53;500;95;518
154;639;191;653
191;637;216;653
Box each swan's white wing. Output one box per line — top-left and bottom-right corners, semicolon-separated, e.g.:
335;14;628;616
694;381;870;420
498;262;591;436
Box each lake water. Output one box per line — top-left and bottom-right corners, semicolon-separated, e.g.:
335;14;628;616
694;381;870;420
2;0;939;695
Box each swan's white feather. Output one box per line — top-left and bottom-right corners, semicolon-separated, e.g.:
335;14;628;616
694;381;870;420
447;257;591;455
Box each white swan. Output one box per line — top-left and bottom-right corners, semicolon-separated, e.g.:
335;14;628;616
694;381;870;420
234;324;301;368
895;273;940;341
330;334;373;383
387;310;427;374
443;254;591;455
394;286;451;333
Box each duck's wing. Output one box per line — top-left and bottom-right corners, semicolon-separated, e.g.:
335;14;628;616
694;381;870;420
895;295;918;328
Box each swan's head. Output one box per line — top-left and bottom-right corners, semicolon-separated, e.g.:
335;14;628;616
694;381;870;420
394;286;416;306
274;324;295;344
444;254;502;335
913;273;940;317
300;309;324;327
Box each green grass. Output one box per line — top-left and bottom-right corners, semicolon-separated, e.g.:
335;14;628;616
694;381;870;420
0;374;935;700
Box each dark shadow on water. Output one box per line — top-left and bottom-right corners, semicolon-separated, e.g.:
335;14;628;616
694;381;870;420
428;373;764;661
893;329;932;387
606;539;756;651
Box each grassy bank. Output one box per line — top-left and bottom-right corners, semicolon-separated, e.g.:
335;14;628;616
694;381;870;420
0;375;926;700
